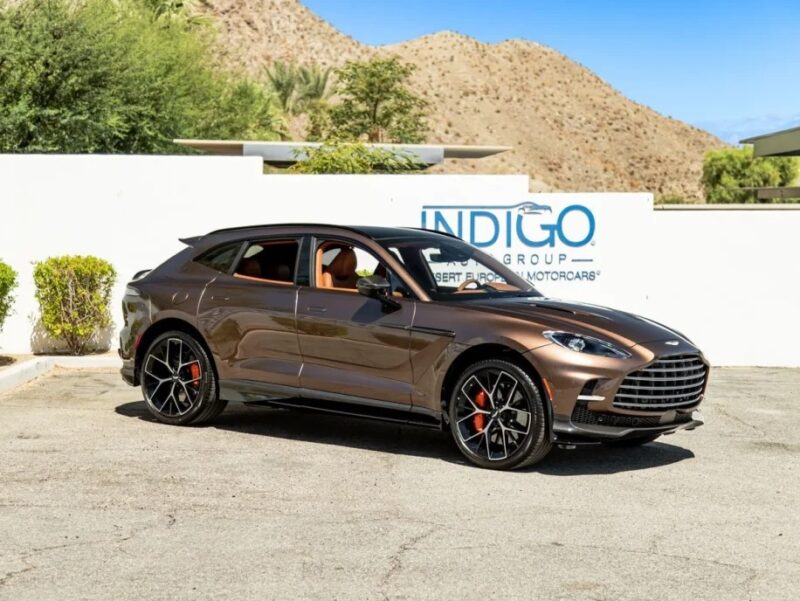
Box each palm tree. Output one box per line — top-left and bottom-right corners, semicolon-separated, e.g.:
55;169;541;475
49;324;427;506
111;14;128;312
296;65;333;111
264;61;299;114
143;0;204;24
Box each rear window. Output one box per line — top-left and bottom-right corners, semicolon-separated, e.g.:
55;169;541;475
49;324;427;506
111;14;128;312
233;239;299;284
195;242;242;273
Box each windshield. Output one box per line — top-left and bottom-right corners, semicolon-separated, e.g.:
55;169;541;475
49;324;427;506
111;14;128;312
379;236;542;301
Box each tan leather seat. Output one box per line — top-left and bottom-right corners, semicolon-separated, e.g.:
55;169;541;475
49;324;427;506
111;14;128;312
237;258;262;278
264;263;291;282
322;248;359;289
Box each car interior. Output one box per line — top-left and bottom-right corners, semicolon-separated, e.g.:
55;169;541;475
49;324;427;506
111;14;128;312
315;241;409;297
233;240;298;284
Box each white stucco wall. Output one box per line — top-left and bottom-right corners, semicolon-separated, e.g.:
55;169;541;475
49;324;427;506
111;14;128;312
647;208;800;366
0;154;798;366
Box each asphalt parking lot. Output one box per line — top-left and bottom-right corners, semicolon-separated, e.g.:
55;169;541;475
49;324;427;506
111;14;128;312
0;367;798;600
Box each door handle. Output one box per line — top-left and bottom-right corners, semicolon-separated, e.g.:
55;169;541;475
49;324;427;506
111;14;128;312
211;295;230;301
306;306;328;314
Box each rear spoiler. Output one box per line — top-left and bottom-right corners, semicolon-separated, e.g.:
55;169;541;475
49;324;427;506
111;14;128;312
179;235;204;247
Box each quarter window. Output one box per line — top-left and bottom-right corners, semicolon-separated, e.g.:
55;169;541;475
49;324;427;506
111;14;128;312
195;242;242;274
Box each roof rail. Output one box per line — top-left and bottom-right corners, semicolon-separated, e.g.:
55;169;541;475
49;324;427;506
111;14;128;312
403;226;462;240
204;223;369;236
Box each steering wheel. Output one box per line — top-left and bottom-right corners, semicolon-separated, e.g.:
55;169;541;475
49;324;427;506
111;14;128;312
457;278;482;291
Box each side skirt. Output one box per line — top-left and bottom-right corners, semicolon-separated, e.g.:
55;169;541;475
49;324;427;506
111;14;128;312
219;379;442;430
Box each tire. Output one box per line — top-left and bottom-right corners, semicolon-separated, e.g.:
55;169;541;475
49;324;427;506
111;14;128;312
448;359;551;470
140;330;226;425
602;433;661;447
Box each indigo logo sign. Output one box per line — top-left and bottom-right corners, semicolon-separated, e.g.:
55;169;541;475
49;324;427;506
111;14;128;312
420;200;600;284
420;201;595;248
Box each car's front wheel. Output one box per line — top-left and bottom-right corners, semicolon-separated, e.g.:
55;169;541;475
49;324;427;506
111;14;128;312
448;359;551;470
140;331;226;425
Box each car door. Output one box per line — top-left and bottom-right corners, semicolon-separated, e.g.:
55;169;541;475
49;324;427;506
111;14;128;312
296;237;415;406
197;237;303;390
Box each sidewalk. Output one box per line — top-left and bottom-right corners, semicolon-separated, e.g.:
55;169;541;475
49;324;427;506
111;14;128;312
0;353;121;393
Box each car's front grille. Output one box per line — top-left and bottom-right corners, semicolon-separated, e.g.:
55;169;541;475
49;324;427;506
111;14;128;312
571;404;693;428
613;353;707;411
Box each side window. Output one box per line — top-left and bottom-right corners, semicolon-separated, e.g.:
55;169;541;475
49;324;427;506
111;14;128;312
315;240;410;297
195;242;242;274
233;239;299;284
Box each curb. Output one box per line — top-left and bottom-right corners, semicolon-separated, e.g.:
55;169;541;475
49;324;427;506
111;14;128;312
0;355;122;394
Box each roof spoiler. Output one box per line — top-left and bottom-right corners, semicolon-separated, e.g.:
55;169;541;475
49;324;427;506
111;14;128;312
179;235;204;247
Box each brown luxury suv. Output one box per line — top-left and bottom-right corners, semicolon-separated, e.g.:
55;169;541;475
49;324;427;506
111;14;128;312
120;224;707;470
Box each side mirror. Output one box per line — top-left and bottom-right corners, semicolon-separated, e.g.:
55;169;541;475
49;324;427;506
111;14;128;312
357;275;400;311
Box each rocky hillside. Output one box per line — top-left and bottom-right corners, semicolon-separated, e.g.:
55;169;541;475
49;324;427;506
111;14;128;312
200;0;724;200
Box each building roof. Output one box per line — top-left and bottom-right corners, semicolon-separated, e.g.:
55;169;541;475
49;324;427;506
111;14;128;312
740;125;800;157
174;139;512;167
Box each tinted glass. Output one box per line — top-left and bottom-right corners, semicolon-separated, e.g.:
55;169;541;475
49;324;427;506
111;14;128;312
195;242;242;273
233;240;299;283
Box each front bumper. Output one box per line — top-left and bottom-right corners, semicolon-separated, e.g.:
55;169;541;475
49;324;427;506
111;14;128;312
524;338;709;442
552;409;704;443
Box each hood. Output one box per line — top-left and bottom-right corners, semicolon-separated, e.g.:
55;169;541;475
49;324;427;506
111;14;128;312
459;297;690;348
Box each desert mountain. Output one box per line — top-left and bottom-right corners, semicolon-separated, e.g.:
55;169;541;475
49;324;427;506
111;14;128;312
201;0;724;200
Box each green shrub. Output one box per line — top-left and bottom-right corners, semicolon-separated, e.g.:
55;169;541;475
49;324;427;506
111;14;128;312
655;194;691;205
0;259;18;334
702;147;799;204
290;142;424;174
33;256;116;355
0;0;283;153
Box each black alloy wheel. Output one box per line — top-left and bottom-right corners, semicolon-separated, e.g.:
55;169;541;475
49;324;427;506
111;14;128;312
449;359;551;470
141;331;225;425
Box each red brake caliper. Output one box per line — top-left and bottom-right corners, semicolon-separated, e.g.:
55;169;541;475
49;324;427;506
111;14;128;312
473;389;488;432
189;362;201;385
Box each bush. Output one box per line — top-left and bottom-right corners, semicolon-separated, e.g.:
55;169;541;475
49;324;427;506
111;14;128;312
655;194;691;205
0;260;18;334
33;256;116;355
0;0;283;153
290;142;424;174
702;147;799;203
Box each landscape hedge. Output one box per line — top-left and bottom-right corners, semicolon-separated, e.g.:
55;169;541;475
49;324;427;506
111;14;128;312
33;256;116;355
0;259;18;334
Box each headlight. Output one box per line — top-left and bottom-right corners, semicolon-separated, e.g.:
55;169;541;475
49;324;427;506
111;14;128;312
543;330;631;359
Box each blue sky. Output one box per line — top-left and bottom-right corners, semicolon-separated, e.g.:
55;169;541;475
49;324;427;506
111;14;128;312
303;0;800;142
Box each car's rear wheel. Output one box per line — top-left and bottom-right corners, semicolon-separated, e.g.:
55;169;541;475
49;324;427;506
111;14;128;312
140;331;225;425
602;433;661;447
448;359;551;470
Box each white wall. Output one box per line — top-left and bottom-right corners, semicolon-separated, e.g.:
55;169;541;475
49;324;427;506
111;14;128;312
0;154;798;366
647;208;800;366
0;155;528;355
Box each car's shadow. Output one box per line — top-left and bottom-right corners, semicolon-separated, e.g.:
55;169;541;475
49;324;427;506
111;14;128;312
115;400;695;474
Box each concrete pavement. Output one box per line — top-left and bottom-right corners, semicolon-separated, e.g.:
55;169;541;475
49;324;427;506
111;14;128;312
0;367;798;600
